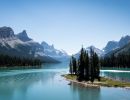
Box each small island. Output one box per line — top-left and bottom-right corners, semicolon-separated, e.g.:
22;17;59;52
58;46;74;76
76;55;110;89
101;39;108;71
63;47;130;88
63;74;130;88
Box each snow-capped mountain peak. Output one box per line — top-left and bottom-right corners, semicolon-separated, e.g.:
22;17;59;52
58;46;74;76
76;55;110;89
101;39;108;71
86;45;104;56
41;41;69;61
0;26;69;62
74;45;104;59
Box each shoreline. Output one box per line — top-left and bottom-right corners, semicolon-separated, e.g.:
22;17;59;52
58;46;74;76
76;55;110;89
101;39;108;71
66;78;100;88
62;74;130;89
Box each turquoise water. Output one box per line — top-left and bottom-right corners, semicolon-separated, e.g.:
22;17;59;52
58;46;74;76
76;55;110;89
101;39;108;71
101;68;130;82
0;63;130;100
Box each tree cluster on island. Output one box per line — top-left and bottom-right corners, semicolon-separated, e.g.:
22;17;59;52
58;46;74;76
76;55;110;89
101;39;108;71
69;47;100;82
0;54;42;67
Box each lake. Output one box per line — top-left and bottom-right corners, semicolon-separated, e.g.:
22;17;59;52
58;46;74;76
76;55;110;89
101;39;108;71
0;62;130;100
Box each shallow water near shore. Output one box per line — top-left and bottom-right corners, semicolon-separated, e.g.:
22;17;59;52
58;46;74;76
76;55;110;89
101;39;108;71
0;63;130;100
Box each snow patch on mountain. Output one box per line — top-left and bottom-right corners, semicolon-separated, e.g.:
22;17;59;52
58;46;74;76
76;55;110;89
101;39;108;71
0;26;68;62
41;41;69;61
74;45;104;59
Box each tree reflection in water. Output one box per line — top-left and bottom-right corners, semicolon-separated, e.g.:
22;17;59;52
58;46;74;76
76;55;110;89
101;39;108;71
70;82;101;100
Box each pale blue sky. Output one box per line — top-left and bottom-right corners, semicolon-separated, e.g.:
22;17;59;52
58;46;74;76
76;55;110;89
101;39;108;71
0;0;130;54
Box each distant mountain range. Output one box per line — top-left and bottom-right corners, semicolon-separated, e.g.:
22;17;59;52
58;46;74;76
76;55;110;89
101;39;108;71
102;35;130;57
0;26;69;63
74;46;104;59
41;41;69;61
103;35;130;54
74;35;130;58
1;26;130;61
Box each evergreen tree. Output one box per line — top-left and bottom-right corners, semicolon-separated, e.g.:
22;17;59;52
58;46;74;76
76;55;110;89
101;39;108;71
101;53;130;68
69;59;73;75
84;51;89;81
69;47;101;83
77;47;85;81
93;53;100;81
0;54;42;67
72;56;77;74
90;47;95;83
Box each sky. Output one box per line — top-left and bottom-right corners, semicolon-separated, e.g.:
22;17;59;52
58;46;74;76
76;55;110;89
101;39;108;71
0;0;130;55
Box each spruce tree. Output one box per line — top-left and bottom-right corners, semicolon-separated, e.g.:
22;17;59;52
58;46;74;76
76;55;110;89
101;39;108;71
72;56;77;75
84;51;89;81
69;59;73;75
93;53;100;81
77;47;85;81
69;46;101;82
90;47;95;83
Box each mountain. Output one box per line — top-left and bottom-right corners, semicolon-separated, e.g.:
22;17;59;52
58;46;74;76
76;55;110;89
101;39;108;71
103;35;130;54
86;46;104;56
74;46;104;59
105;41;130;57
41;41;70;61
0;26;60;63
103;41;118;54
16;30;32;42
118;35;130;47
114;42;130;56
0;26;15;38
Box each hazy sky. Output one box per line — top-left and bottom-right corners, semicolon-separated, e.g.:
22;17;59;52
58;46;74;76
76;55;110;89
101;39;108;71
0;0;130;54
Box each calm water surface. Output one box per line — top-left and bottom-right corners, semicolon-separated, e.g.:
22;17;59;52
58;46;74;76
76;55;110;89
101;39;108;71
0;62;130;100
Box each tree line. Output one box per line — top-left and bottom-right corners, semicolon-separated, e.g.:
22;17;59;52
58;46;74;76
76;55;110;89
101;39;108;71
69;47;100;82
0;54;42;67
101;53;130;68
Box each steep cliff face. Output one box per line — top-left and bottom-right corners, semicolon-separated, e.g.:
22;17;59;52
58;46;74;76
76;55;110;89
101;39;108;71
103;35;130;57
16;30;32;42
103;35;130;54
0;26;15;38
103;41;118;54
0;26;59;63
0;26;70;62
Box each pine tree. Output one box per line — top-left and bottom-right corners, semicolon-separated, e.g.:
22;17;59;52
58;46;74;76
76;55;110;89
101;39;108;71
84;51;89;81
93;53;100;81
90;47;95;83
69;47;101;82
72;56;77;75
77;47;85;81
0;54;42;67
69;59;73;75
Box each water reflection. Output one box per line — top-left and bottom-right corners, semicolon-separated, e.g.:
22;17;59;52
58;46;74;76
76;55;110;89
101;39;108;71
0;72;56;100
70;83;101;100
